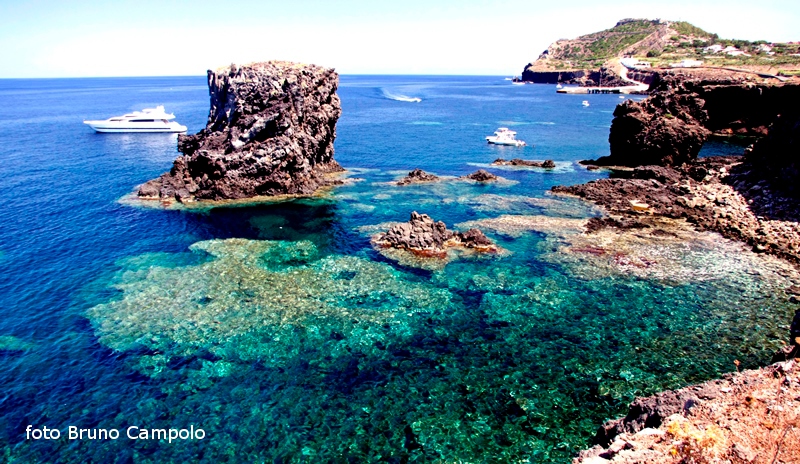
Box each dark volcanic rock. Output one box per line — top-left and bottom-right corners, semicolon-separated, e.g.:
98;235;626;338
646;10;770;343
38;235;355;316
492;158;556;168
596;74;800;168
397;168;440;185
600;75;711;167
137;61;343;202
453;228;494;248
745;113;800;195
374;212;497;256
463;169;498;182
377;212;452;254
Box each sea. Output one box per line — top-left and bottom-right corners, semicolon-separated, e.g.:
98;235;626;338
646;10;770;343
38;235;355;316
0;75;791;463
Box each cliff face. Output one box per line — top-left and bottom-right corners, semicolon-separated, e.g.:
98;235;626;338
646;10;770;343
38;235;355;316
138;61;342;203
596;75;800;167
601;75;711;166
520;67;628;87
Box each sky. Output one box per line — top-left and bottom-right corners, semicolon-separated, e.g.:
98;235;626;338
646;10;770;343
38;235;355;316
1;0;798;78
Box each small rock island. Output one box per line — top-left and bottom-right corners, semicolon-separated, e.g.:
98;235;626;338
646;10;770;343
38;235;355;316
138;61;343;203
374;211;497;257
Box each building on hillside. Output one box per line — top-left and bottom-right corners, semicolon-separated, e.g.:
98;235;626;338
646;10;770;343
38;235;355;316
670;59;704;68
703;44;724;53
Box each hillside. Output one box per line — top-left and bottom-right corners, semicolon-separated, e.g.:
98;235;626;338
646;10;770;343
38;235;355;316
522;18;800;84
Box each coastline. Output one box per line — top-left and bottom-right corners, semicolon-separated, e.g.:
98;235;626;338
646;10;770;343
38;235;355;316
553;156;800;461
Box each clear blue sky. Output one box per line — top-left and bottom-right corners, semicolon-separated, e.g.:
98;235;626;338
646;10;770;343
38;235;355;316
1;0;798;77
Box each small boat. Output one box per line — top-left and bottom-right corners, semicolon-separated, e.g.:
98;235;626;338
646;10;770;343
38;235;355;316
84;106;188;133
556;83;563;89
486;127;526;147
582;100;590;107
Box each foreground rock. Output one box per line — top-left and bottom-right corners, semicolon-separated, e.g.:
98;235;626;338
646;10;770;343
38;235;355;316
396;168;440;185
492;158;556;168
574;360;800;463
137;61;343;203
373;212;497;258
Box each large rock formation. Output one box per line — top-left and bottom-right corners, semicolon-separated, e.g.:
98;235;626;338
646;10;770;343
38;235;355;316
138;61;343;203
594;75;800;167
599;75;711;166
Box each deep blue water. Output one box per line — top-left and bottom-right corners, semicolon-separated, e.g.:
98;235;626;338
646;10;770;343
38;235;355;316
0;75;790;463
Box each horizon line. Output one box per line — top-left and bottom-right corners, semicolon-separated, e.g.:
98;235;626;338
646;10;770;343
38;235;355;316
0;72;525;80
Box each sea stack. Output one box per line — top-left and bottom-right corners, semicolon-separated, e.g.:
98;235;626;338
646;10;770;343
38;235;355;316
138;61;343;203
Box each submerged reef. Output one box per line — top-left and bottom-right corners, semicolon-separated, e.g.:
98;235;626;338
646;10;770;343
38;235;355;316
87;238;450;361
137;61;343;203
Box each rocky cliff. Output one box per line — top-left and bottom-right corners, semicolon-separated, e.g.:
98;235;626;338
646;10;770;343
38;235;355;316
745;113;800;195
592;75;800;167
138;61;342;203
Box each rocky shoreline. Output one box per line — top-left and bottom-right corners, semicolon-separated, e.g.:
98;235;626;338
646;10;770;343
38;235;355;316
553;156;800;265
574;360;799;463
559;71;800;461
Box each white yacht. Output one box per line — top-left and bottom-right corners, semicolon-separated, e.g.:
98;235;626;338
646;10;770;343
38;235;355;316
84;106;188;133
486;127;526;147
582;100;590;107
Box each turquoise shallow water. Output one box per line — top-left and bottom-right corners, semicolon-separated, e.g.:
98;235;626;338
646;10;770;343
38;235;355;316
0;75;789;463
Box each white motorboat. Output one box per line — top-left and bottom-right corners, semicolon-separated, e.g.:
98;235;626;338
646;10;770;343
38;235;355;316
486;127;526;147
84;106;188;133
582;100;590;107
556;83;563;89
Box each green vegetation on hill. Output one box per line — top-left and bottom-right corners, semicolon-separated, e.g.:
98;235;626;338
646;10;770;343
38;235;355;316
550;19;662;68
530;18;800;72
670;21;714;38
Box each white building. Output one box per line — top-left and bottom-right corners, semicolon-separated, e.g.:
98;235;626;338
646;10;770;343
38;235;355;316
671;59;704;68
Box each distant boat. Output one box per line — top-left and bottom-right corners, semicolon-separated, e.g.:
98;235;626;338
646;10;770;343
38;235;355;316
582;100;590;107
84;106;187;133
556;83;563;89
486;127;526;147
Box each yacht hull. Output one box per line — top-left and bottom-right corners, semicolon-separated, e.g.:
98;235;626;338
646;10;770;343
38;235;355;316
83;121;187;133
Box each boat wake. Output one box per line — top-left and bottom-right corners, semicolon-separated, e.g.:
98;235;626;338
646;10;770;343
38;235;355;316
381;89;422;103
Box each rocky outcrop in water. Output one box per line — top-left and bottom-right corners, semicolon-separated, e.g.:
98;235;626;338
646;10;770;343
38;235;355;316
396;169;440;186
492;158;556;168
373;212;496;257
137;61;342;203
462;169;498;182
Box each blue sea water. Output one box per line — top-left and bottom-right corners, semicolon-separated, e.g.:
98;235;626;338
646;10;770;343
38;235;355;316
0;75;789;463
